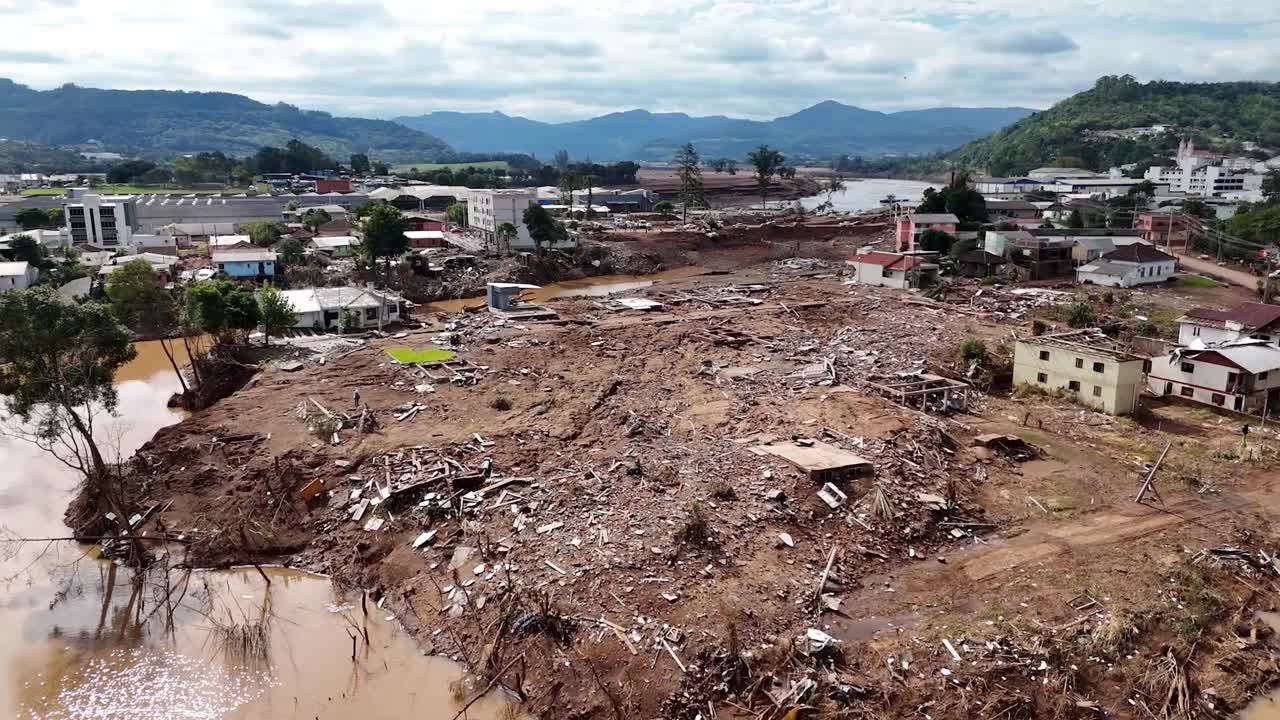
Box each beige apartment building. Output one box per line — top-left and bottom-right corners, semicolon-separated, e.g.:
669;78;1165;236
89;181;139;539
1013;329;1148;415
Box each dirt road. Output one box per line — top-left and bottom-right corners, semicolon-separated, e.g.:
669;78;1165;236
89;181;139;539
1176;249;1261;290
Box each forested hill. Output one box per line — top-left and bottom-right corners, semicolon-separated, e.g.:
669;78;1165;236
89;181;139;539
948;76;1280;176
0;79;454;163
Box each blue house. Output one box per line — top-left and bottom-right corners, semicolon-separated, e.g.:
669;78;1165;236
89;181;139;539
212;249;277;278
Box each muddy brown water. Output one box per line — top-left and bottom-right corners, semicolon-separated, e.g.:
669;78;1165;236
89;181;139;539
0;340;517;719
425;265;709;314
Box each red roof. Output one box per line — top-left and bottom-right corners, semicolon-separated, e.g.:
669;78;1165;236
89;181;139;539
854;252;928;271
1184;302;1280;331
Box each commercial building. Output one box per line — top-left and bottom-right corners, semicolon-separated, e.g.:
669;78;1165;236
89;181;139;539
278;286;402;331
213;249;277;278
1148;339;1280;413
468;189;558;251
369;186;469;212
1144;139;1266;201
1013;329;1147;415
894;213;958;252
0;261;38;293
65;193;136;248
845;250;939;289
1076;244;1177;288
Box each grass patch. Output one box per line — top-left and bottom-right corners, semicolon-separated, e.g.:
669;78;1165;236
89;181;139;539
18;188;66;196
385;347;456;364
391;160;508;173
1179;274;1220;289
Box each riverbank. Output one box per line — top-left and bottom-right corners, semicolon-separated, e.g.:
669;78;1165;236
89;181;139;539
78;259;1280;719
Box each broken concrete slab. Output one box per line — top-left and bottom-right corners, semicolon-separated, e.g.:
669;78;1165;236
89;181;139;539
750;439;873;484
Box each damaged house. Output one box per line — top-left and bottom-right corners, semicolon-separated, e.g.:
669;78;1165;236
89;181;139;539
1148;339;1280;413
845;250;939;290
1013;329;1148;415
278;286;402;331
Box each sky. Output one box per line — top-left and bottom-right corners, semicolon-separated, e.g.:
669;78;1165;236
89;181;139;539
1;0;1278;122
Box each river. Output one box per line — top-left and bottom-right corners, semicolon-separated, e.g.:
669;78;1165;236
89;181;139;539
0;340;516;719
799;177;937;213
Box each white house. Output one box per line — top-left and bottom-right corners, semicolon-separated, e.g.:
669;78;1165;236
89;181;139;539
308;236;360;257
0;261;38;292
1076;244;1176;288
1149;339;1280;414
845;250;940;290
278;286;402;331
1176;303;1280;347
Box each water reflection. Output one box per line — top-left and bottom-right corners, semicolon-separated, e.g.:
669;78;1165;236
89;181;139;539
799;177;934;213
1;342;517;720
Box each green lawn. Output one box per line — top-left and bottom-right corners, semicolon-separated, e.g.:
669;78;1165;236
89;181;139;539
18;188;66;196
385;347;456;364
1179;274;1221;288
391;160;508;174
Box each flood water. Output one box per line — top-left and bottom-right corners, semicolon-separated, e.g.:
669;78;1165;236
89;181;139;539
0;340;516;719
799;177;936;213
425;264;708;313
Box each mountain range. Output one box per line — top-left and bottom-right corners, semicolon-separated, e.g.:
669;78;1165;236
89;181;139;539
395;102;1035;162
0;79;452;163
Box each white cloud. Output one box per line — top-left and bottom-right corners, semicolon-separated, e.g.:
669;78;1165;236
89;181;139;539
0;0;1277;121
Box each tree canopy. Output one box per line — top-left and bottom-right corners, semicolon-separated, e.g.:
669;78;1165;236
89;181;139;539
917;174;987;223
257;282;296;345
241;220;286;246
359;203;409;269
521;203;568;254
747;145;786;209
184;280;260;343
674;143;706;223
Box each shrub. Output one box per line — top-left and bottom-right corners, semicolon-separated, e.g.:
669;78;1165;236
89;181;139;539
710;479;737;500
491;396;513;411
1067;302;1097;329
1101;289;1115;304
958;336;988;365
677;501;712;545
1031;319;1048;336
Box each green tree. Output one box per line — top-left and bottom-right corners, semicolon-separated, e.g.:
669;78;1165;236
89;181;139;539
14;207;52;230
709;158;728;173
445;202;468;227
0;287;137;533
257;282;296;346
7;234;48;268
241;220;285;246
495;222;518;252
1127;180;1157;198
278;237;305;266
302;208;332;234
747;144;785;209
372;161;390;175
45;208;64;227
107;160;158;184
815;176;847;214
553;149;570;171
338;308;359;333
349;153;371;174
725;159;738;175
674;143;706;224
1067;209;1085;228
653;200;675;215
1263;170;1280;204
104;260;164;332
185;280;259;343
359;203;409;277
521;203;567;255
917;229;955;253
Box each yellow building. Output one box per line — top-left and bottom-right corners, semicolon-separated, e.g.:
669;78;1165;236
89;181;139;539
1013;329;1147;415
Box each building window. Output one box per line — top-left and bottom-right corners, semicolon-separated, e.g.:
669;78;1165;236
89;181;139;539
1039;350;1050;361
1260;372;1270;381
364;308;378;321
1180;361;1194;373
1180;386;1194;398
1093;362;1105;373
1075;358;1084;369
1036;372;1048;384
1093;386;1103;397
1211;393;1225;406
1068;380;1081;392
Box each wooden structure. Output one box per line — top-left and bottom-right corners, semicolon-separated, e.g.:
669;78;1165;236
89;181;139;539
868;373;970;413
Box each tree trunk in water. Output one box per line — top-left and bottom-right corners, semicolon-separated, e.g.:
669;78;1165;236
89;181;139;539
182;334;202;387
64;404;144;564
159;337;189;396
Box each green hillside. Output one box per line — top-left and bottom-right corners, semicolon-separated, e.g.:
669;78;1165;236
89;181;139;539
949;76;1280;176
0;79;454;163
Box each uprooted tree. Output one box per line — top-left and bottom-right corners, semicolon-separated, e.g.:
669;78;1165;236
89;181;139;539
0;287;140;555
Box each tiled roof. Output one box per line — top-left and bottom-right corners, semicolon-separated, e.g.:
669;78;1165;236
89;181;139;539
1101;244;1175;263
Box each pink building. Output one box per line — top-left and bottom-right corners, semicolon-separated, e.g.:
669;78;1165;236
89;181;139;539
895;213;959;251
